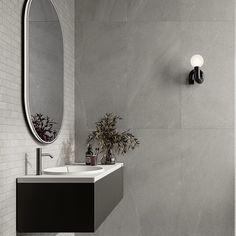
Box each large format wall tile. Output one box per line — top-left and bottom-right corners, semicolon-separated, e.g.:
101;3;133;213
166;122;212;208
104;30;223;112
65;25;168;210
77;22;128;128
126;22;182;129
127;0;181;22
181;22;234;128
127;0;233;22
122;129;233;236
76;0;127;22
75;0;234;235
177;129;234;236
123;129;184;236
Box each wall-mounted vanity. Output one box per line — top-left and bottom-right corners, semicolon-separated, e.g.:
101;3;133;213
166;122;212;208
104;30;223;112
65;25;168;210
17;163;123;233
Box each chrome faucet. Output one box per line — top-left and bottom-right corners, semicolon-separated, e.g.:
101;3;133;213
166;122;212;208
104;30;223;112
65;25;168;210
36;148;54;175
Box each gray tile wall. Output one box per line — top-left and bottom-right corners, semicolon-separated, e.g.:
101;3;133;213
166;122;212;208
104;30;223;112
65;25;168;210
0;0;75;235
75;0;234;236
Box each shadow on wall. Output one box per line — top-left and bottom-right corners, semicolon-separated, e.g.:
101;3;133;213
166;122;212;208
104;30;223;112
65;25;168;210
24;153;32;175
160;60;186;86
57;133;75;165
24;133;74;176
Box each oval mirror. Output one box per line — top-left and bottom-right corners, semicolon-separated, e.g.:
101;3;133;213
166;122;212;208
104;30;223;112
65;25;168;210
24;0;64;143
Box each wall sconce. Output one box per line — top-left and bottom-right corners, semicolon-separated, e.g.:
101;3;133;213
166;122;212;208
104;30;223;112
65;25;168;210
189;54;204;84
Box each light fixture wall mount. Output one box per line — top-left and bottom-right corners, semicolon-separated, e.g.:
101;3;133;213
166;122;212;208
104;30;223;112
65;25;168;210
189;54;204;85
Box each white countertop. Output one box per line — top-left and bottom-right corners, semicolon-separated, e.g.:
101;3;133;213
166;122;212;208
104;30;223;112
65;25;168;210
17;163;123;183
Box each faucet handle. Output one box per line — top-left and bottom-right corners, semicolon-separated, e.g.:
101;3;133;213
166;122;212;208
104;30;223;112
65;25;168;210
42;153;54;159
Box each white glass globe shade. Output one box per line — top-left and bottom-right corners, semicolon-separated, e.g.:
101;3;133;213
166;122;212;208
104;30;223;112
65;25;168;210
190;54;204;67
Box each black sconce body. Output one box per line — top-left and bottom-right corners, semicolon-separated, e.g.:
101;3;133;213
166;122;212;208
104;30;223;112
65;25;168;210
189;66;204;84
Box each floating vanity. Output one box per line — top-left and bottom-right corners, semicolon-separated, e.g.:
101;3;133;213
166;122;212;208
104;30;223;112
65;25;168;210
17;163;123;233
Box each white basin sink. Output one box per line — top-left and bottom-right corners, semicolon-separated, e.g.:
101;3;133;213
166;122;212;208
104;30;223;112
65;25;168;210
43;165;104;175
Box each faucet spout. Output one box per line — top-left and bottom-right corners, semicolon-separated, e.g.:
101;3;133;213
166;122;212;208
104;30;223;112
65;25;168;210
36;148;54;175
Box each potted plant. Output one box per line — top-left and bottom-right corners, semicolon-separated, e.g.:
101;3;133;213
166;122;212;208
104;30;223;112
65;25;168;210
87;113;139;165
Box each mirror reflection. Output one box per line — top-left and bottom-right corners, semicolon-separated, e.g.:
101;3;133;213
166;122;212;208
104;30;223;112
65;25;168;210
25;0;64;143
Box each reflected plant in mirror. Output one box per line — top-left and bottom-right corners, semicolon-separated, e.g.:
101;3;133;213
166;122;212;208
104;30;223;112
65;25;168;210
87;113;140;165
31;113;57;142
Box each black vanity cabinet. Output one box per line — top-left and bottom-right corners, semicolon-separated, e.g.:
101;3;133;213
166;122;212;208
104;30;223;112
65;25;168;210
16;166;123;233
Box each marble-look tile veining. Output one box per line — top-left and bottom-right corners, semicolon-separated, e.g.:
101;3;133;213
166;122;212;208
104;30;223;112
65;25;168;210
77;21;129;128
126;22;182;129
127;0;233;22
77;0;127;22
75;0;234;233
